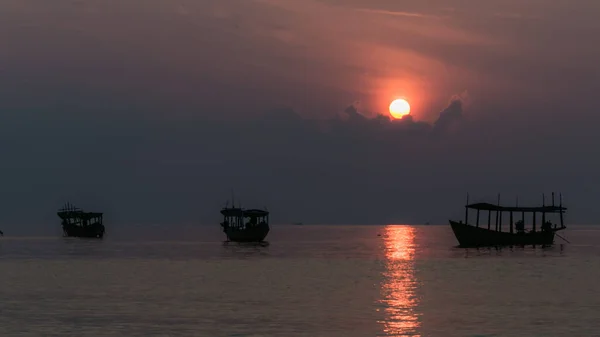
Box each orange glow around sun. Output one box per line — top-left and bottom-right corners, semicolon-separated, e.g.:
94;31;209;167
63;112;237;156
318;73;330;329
389;99;411;119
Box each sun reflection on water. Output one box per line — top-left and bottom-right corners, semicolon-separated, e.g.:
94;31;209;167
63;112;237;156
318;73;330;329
378;225;421;336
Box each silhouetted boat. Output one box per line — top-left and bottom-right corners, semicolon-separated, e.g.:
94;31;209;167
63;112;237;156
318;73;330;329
220;198;269;243
57;202;105;238
450;192;567;247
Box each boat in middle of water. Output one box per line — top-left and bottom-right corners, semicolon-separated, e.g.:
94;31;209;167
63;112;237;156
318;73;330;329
57;202;105;238
220;200;270;243
449;193;567;247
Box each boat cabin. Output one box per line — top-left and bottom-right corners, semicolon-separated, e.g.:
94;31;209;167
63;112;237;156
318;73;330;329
57;203;103;228
463;192;566;233
220;207;269;231
57;202;105;238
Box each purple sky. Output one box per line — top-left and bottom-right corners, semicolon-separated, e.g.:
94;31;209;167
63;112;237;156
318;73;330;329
1;0;600;231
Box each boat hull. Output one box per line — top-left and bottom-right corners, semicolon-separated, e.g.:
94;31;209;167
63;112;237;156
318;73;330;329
63;224;105;238
223;223;269;242
449;220;557;247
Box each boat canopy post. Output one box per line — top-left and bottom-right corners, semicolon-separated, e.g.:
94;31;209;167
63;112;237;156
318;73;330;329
495;194;500;231
541;211;546;228
487;209;491;230
494;210;499;231
509;211;514;234
559;193;564;227
498;210;503;232
465;193;469;225
543;193;546;207
542;193;546;231
488;194;500;231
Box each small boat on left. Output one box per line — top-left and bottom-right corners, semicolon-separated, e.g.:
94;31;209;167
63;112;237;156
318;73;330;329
57;202;105;238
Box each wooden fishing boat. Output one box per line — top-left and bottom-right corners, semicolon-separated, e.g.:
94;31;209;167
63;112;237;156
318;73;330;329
449;193;567;247
57;202;105;238
220;197;269;243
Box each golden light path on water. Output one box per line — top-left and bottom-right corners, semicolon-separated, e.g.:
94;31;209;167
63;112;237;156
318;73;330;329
379;225;421;336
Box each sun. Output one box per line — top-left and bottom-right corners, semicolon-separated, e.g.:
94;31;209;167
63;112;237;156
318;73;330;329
389;99;411;119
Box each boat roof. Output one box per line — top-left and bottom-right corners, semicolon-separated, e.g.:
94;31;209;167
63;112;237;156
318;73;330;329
57;210;103;219
220;207;243;216
466;202;566;213
244;209;269;216
220;207;269;216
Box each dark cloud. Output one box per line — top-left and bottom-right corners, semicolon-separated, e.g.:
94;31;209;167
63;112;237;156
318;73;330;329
3;89;598;234
340;93;466;138
342;102;368;121
432;93;466;135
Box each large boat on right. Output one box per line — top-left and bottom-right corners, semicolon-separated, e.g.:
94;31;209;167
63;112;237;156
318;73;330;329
449;192;567;247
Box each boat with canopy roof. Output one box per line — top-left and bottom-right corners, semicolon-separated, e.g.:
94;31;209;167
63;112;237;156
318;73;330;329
449;192;567;247
57;202;105;238
219;195;269;243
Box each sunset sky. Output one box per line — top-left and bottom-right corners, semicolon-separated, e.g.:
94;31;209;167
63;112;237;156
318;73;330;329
1;0;600;230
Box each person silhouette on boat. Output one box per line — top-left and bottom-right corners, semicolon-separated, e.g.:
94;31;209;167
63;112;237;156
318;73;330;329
542;220;553;232
515;220;525;233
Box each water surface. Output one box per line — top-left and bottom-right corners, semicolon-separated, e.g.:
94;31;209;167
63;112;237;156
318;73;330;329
0;225;598;336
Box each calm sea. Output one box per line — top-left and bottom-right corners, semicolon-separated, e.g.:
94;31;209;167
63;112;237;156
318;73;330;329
0;224;599;337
